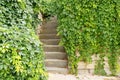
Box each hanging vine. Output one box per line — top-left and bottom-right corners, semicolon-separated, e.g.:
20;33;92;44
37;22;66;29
41;0;120;75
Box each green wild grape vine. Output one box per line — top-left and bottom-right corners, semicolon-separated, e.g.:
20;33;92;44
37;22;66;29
41;0;120;75
0;0;47;80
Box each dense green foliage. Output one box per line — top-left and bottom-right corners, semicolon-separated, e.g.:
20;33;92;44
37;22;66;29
41;0;120;75
0;0;47;80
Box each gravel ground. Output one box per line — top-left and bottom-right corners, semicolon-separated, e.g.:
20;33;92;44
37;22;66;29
48;73;120;80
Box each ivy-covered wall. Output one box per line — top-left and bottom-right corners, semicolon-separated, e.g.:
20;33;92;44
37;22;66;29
41;0;120;76
0;0;47;80
77;55;120;75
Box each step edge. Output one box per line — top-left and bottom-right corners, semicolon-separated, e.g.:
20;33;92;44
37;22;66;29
45;52;66;53
43;45;63;47
41;39;60;41
46;67;68;69
45;59;67;62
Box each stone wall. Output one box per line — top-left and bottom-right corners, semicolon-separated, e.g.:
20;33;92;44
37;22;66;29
78;55;120;76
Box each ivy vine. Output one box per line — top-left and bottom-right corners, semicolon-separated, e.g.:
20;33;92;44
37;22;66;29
0;0;47;80
41;0;120;75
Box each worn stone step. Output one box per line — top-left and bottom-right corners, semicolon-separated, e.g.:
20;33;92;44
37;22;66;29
45;52;67;59
42;16;57;29
45;59;67;68
40;29;57;34
42;21;58;29
41;39;60;45
43;45;65;52
39;34;59;39
46;67;68;74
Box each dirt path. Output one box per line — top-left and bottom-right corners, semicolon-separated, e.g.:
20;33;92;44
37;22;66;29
48;73;120;80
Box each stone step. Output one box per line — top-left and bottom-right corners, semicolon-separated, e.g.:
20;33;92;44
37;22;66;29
43;45;65;52
42;16;58;29
42;21;58;29
40;29;57;34
45;52;67;59
41;39;60;45
46;67;68;74
45;59;67;68
39;34;59;39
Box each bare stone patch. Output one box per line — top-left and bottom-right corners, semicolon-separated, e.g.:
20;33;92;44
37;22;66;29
48;73;120;80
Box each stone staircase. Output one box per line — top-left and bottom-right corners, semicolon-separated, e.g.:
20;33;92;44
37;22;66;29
39;17;68;74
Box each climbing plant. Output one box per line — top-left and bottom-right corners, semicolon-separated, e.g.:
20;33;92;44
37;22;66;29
41;0;120;75
0;0;47;80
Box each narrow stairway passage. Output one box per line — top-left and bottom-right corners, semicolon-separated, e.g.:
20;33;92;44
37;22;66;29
39;16;68;74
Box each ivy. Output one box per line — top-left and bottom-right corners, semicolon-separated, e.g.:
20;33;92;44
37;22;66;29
94;54;106;76
41;0;120;75
0;0;47;80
